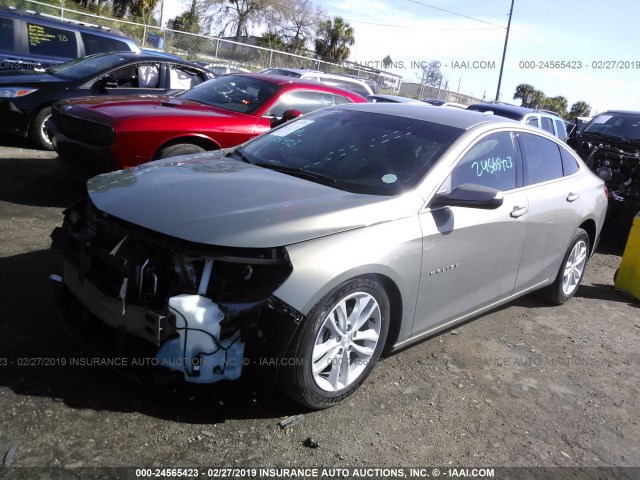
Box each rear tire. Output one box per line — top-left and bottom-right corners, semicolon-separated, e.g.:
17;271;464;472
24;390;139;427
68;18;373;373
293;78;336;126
156;143;205;159
30;107;54;150
280;277;390;409
540;228;590;305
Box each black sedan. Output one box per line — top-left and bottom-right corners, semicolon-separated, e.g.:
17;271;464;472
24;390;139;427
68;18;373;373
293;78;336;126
0;51;215;149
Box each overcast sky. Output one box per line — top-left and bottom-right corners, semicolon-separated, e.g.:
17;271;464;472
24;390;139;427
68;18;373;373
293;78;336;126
161;0;640;114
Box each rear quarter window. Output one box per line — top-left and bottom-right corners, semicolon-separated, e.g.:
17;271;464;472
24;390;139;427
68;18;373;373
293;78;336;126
332;94;352;105
560;146;580;175
27;23;77;58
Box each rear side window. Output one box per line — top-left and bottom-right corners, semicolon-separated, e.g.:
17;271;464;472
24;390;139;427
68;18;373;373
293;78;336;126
0;18;14;51
526;116;539;128
447;132;517;192
169;65;204;89
27;23;77;57
81;32;131;55
540;116;554;134
519;133;564;184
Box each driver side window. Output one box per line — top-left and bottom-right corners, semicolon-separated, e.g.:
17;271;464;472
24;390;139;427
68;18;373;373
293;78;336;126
107;63;161;89
445;131;516;192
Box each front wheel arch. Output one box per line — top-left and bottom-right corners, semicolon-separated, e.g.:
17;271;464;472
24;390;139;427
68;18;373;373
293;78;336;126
153;135;221;160
29;105;54;150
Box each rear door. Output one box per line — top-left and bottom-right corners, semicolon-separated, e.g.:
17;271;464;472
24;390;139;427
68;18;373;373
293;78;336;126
513;132;584;290
413;131;529;335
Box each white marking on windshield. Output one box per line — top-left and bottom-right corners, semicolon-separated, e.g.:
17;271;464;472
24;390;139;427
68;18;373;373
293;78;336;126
269;119;315;137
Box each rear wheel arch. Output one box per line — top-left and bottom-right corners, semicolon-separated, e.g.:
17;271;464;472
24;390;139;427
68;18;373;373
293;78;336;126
578;219;597;256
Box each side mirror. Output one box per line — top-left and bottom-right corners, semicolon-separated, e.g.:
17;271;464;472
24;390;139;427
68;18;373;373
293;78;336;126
270;109;303;128
431;184;504;210
101;74;118;90
282;108;303;122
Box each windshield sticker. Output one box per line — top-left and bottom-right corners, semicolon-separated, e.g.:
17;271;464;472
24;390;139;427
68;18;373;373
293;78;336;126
592;115;612;124
471;156;513;177
382;174;398;184
270;119;315;137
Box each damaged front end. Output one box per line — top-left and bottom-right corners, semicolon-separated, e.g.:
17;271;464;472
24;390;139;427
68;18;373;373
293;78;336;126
50;198;303;397
581;142;640;227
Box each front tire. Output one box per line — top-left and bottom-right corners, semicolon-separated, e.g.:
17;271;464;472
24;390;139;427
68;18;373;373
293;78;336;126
281;277;390;409
30;107;54;150
541;228;590;305
156;143;205;159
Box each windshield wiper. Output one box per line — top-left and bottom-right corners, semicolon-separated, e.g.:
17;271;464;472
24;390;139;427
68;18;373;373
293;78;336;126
254;163;338;186
227;147;254;164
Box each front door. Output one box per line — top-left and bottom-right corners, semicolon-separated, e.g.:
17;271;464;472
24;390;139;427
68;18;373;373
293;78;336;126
413;131;528;336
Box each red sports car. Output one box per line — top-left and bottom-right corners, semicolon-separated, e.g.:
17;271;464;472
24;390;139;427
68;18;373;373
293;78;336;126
48;73;367;171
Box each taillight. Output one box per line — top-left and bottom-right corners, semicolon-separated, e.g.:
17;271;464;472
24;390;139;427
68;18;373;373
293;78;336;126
604;185;609;199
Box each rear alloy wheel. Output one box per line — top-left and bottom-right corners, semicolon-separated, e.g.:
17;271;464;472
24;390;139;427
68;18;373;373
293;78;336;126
30;107;54;150
281;278;389;409
541;228;590;305
157;143;205;159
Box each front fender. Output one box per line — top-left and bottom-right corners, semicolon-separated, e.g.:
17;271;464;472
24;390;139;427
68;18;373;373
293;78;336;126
274;213;423;344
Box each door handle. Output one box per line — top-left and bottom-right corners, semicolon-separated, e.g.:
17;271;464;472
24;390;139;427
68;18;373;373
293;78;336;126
510;206;528;218
567;192;579;202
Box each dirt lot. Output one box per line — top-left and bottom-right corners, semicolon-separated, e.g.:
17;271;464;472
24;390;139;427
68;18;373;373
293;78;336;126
0;138;638;474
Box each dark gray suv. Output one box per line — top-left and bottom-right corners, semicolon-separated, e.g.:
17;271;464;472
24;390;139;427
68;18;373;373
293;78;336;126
0;7;138;71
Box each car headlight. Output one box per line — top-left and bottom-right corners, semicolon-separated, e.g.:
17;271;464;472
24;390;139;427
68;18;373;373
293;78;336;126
0;87;38;98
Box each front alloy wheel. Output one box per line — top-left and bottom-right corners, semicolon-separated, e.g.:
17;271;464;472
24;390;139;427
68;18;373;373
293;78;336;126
281;277;390;409
30;107;54;150
311;292;382;392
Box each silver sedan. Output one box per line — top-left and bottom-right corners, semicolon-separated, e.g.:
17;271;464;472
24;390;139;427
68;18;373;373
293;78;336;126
53;104;607;409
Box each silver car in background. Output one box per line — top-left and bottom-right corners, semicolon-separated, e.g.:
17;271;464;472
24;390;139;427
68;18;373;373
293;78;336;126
52;104;607;409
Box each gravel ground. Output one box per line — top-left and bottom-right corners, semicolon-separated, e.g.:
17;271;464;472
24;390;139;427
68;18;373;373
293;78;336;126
0;139;638;473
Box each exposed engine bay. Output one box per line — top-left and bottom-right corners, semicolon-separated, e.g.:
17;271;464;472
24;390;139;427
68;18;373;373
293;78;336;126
50;199;301;393
584;143;640;225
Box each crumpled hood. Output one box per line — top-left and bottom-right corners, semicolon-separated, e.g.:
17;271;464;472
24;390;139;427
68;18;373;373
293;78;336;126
87;152;422;248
